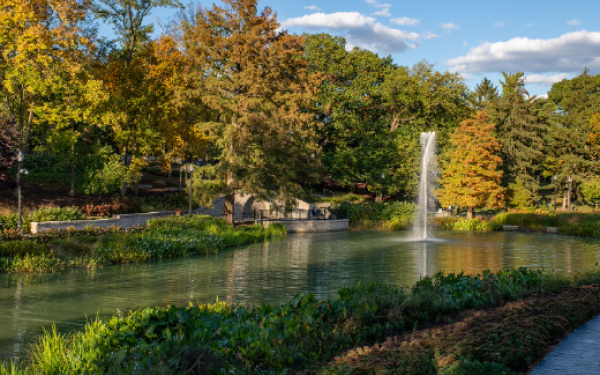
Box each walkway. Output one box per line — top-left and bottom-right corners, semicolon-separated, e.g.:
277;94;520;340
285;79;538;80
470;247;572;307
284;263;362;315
530;314;600;374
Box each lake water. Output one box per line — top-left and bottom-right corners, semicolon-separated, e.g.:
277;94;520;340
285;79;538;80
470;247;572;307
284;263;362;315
2;230;600;360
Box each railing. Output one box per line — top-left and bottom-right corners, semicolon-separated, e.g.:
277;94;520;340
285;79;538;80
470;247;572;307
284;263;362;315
235;207;347;222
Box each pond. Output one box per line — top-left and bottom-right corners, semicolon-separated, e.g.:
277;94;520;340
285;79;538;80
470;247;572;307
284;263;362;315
2;230;600;360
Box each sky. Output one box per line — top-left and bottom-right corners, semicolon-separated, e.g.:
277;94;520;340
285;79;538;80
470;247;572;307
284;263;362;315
102;0;600;98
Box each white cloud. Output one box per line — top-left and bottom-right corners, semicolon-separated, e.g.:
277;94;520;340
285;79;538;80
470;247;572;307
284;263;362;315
422;32;438;40
373;8;391;17
446;31;600;73
391;17;420;26
536;93;549;100
304;5;321;12
442;22;459;31
494;21;505;27
526;22;534;27
281;12;421;54
567;19;581;25
525;73;570;86
366;0;391;8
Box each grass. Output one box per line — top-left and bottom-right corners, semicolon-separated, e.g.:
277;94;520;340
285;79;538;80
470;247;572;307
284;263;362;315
0;216;287;273
3;269;598;374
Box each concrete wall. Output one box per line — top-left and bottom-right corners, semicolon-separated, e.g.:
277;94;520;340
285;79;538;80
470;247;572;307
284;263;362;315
262;219;349;233
30;195;318;234
31;218;123;234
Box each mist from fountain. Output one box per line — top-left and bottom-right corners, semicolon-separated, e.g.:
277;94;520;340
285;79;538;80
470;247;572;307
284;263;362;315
413;131;437;241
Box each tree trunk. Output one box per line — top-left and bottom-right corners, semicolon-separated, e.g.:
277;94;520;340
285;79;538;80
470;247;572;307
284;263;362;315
562;191;568;210
467;206;474;220
224;176;235;225
69;143;76;197
120;147;128;198
22;109;33;153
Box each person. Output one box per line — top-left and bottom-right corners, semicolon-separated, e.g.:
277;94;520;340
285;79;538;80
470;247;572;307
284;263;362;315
175;208;182;216
311;206;317;219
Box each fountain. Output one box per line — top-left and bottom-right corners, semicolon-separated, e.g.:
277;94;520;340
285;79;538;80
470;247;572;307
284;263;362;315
413;131;437;240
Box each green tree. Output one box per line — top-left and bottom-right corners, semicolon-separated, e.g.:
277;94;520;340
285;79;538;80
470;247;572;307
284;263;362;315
545;70;600;208
304;33;392;195
438;111;504;219
182;0;320;222
474;77;498;109
494;72;545;202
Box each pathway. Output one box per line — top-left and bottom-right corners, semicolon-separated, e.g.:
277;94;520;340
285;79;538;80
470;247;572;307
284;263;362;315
530;314;600;374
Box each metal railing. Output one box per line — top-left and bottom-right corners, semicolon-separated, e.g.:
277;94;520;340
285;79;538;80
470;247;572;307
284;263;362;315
235;207;347;222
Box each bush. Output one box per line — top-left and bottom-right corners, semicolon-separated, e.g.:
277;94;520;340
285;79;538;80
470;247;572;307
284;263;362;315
0;206;84;231
83;154;127;195
341;202;417;230
435;217;499;231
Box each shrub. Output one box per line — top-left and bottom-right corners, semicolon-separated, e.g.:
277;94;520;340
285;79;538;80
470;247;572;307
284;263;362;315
83;154;127;195
0;206;84;231
341;202;417;230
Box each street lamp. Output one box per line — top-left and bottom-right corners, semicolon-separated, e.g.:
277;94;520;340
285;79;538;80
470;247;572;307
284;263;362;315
16;151;24;230
381;173;385;203
553;175;557;213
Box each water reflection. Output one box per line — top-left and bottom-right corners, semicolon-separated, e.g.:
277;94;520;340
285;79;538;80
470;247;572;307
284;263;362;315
1;230;600;360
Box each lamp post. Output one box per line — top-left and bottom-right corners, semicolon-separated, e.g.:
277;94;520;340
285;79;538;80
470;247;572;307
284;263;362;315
188;164;194;216
16;151;24;230
553;175;557;213
568;176;572;213
381;173;385;203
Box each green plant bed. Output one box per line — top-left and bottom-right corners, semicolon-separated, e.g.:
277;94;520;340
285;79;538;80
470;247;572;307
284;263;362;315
5;269;596;374
0;216;287;273
343;201;417;230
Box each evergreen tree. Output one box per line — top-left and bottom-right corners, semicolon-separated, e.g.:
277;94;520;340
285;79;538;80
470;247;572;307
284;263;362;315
182;0;320;222
438;111;504;219
474;77;498;110
494;72;545;203
545;70;600;207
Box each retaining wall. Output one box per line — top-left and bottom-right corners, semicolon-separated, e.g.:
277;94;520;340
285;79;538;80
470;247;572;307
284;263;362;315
262;219;349;233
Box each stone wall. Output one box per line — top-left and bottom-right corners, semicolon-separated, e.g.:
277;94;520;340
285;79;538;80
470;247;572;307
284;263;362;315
262;219;349;233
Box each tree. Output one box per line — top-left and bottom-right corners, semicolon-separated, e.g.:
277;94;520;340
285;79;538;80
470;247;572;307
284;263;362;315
92;0;182;196
494;72;545;202
545;70;600;208
379;62;471;197
0;115;17;183
437;111;504;219
0;0;93;154
304;33;393;194
182;0;320;222
474;77;498;109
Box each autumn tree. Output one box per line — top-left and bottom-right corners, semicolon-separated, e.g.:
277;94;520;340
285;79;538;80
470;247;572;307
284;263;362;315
0;0;93;152
92;0;182;196
438;111;504;219
182;0;320;222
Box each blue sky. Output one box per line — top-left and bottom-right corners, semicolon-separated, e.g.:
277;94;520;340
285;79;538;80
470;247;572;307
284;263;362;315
101;0;600;97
